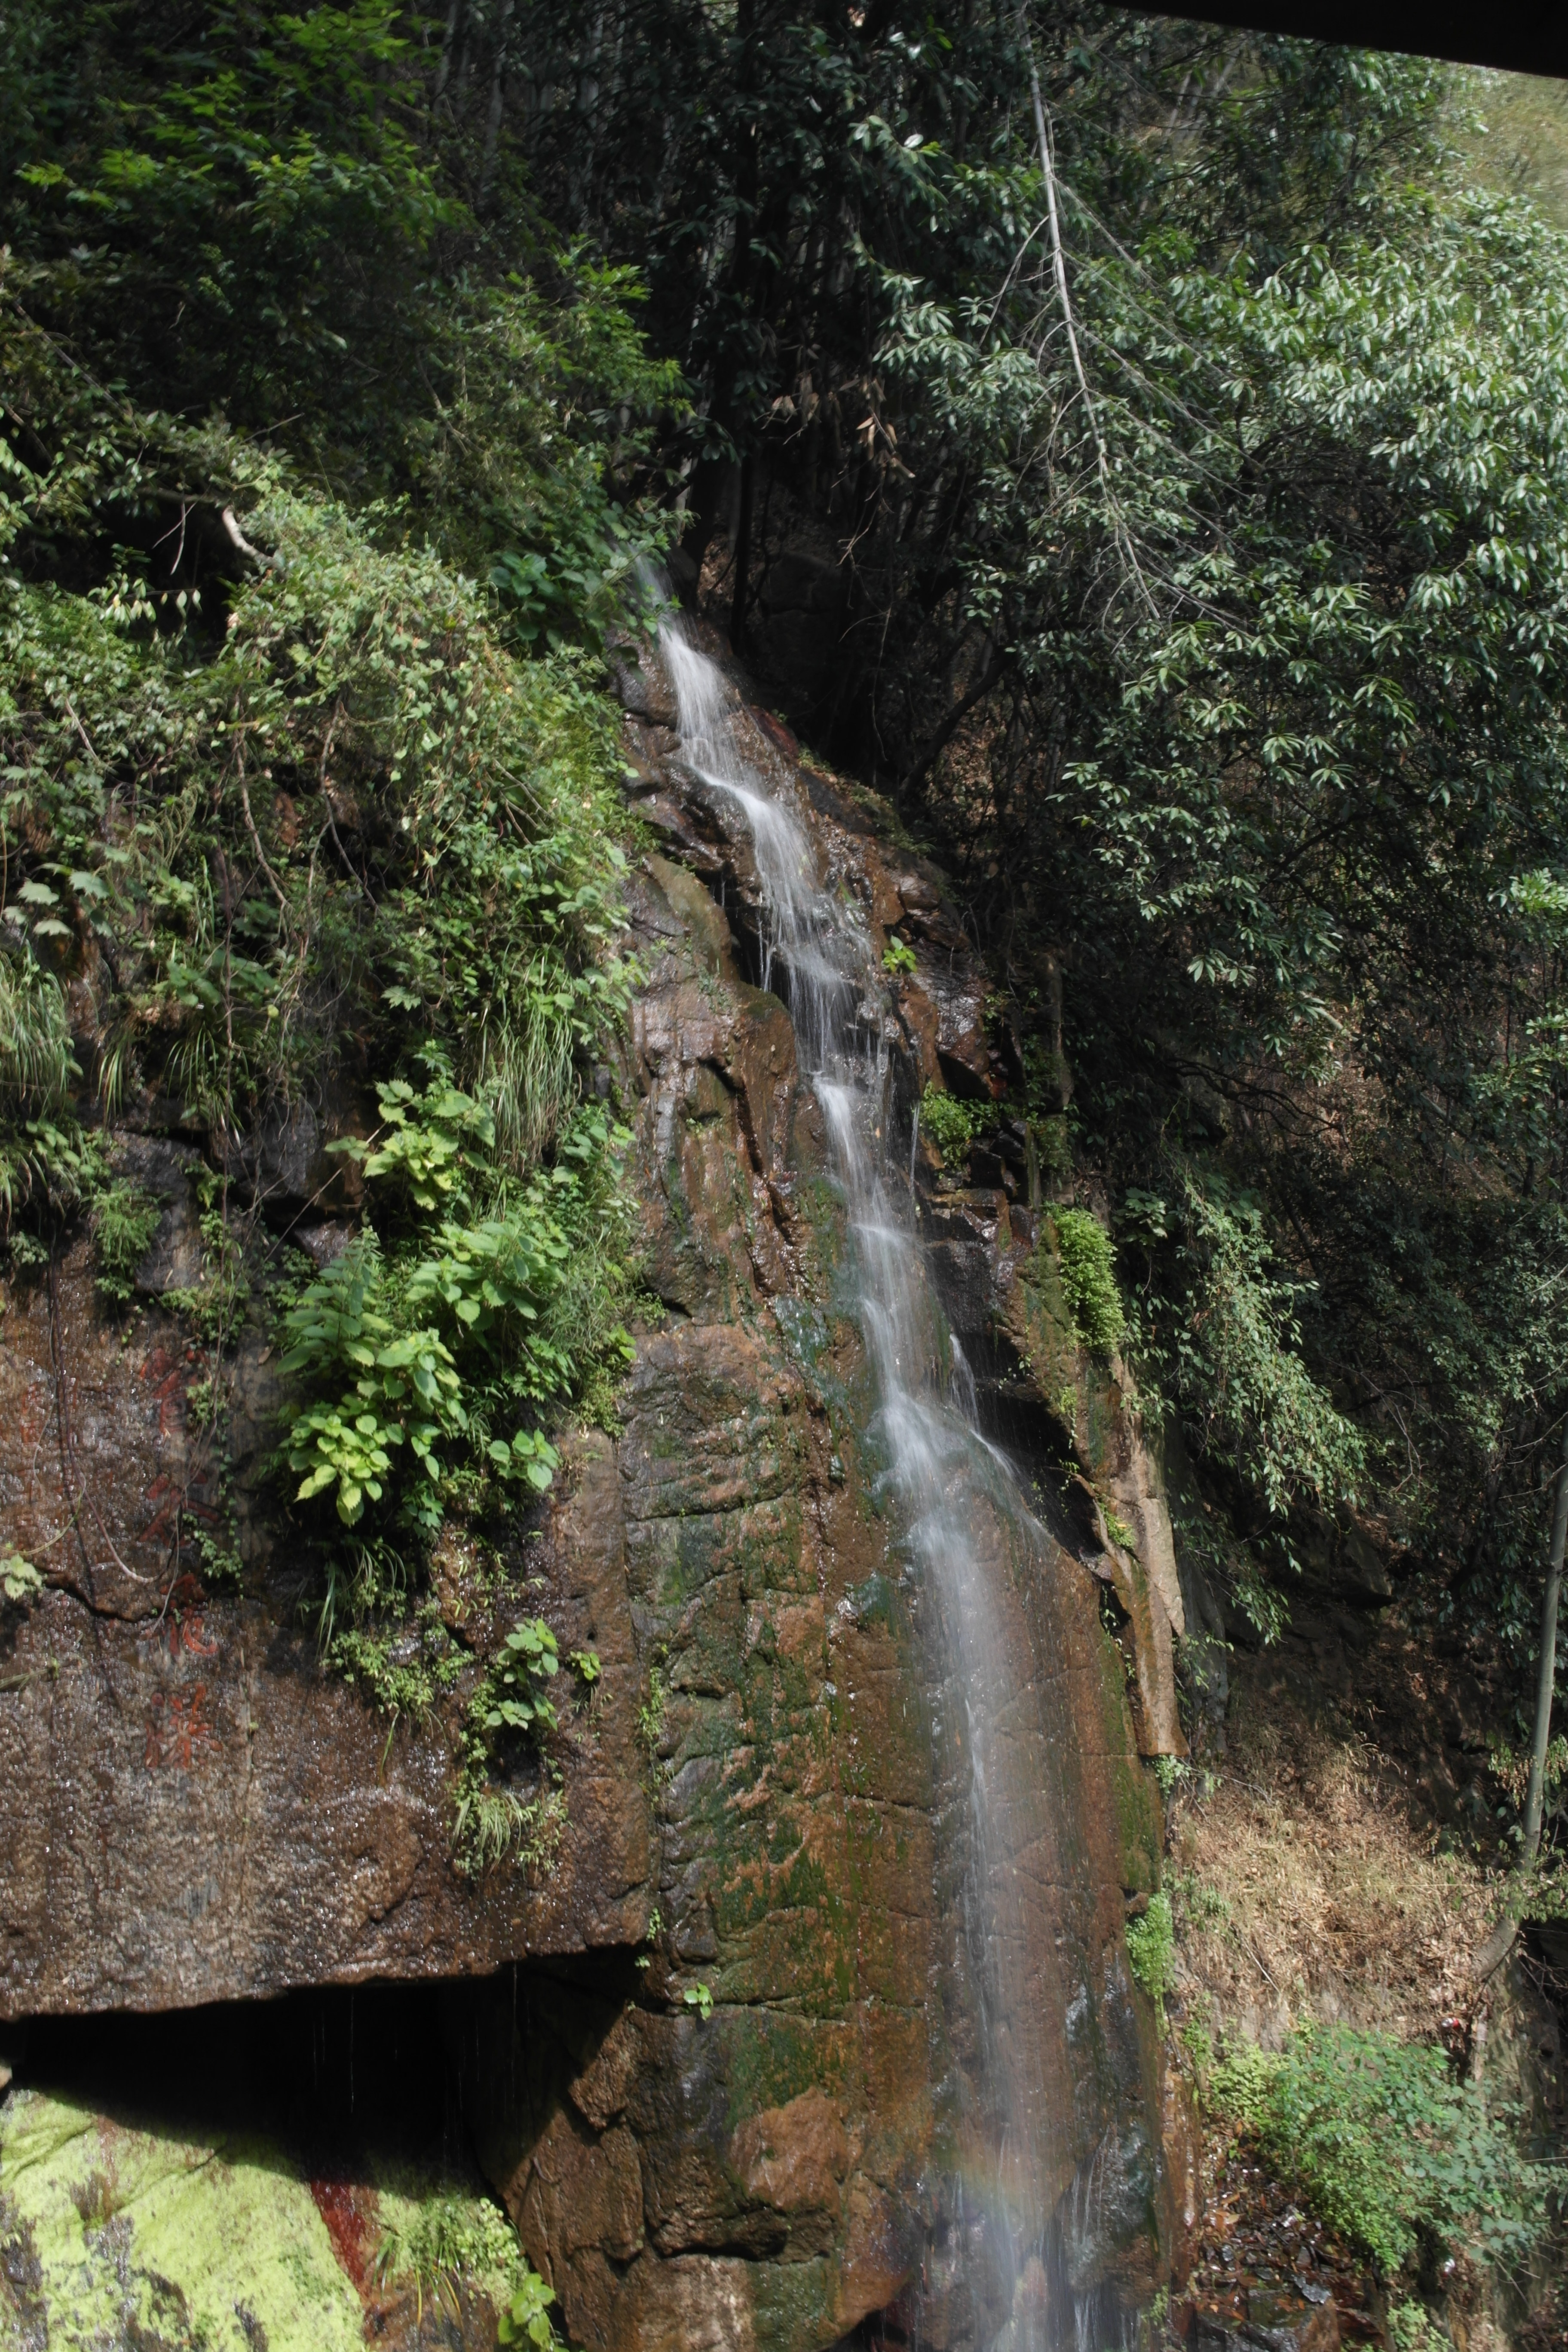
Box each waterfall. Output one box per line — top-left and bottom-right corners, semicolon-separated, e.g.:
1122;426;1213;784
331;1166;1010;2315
656;609;1075;2351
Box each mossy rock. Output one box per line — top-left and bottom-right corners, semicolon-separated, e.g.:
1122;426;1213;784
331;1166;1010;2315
0;2089;365;2349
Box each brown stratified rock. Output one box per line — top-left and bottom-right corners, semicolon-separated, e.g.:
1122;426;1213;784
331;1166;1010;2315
0;1368;654;2010
730;2087;850;2217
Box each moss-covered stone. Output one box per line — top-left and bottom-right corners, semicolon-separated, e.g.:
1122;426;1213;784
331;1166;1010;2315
0;2090;366;2349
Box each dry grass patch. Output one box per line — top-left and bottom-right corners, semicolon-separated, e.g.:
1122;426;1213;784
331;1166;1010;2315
1171;1656;1497;2044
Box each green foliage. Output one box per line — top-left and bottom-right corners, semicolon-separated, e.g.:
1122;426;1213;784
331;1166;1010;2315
88;1179;160;1307
451;1615;579;1878
496;0;1568;1651
2;315;640;1590
0;0;686;542
1;1550;43;1605
0;1117;103;1241
0;957;74;1112
0;8;672;1886
637;1661;667;1760
919;1081;996;1163
889;146;1568;1627
453;1782;566;1883
498;2265;567;2350
1101;1504;1136;1552
682;1983;714;2021
1388;2301;1443;2352
1139;1174;1364;1529
1125;1890;1176;2029
882;937;918;975
162;1204;251;1344
1179;2018;1215;2088
1210;2025;1553;2278
323;1629;435;1731
185;1525;243;1594
1173;1869;1232;1932
376;2191;557;2337
479;1618;561;1739
1054;1210;1126;1356
1489;1733;1568;1811
278;1091;627;1541
635;1906;663;1972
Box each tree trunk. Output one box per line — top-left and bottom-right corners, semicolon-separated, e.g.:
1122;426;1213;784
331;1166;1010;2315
1523;1416;1568;1867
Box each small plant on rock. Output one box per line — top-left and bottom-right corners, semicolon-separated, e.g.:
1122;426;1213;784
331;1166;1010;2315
637;1660;667;1758
1;1551;43;1606
1388;2303;1442;2352
377;2191;560;2340
919;1081;998;1163
89;1179;161;1307
498;2266;566;2348
452;1614;578;1877
1055;1208;1126;1354
1126;1890;1176;2029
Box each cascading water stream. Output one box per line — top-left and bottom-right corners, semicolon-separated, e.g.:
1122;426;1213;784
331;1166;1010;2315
656;608;1078;2350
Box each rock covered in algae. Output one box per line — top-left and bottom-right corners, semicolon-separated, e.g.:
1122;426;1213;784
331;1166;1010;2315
0;2089;512;2349
0;2089;363;2348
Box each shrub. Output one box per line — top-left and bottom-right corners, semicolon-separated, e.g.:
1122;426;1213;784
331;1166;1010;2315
918;1080;995;1161
1126;1890;1176;2028
1210;2024;1551;2278
89;1179;162;1306
1055;1208;1126;1354
498;2267;566;2349
377;2190;560;2341
1145;1172;1363;1522
451;1616;574;1878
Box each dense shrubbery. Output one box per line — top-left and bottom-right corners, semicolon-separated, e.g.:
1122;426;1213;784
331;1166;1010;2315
1126;1173;1364;1526
1211;2025;1553;2280
0;2;680;1752
8;0;1568;1851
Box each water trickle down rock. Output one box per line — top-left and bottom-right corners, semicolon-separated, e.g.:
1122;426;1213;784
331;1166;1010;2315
573;609;1195;2348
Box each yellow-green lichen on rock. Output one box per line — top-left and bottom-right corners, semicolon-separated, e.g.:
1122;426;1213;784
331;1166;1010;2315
0;2089;364;2350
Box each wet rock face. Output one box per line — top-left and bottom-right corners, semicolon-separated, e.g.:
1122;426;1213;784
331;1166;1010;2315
918;1182;1190;1763
458;851;950;2348
0;653;1190;2347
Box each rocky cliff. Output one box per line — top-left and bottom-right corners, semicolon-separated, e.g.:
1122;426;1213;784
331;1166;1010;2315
0;634;1193;2350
